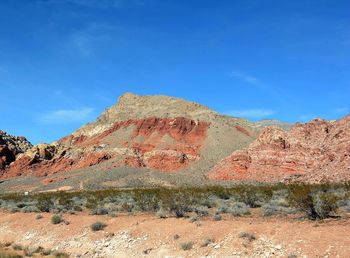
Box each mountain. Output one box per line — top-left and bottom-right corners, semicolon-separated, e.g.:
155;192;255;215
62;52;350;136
208;115;350;183
0;93;263;190
0;93;348;192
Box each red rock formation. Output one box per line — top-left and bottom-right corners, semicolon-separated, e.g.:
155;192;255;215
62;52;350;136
0;116;210;178
234;125;252;137
209;115;350;183
58;117;210;172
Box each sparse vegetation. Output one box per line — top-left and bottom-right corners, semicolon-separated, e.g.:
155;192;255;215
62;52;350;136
213;213;222;221
90;221;107;231
12;244;22;251
238;231;256;242
200;238;214;247
51;214;62;224
288;184;340;220
0;184;349;221
156;207;167;218
180;241;193;250
230;202;251;217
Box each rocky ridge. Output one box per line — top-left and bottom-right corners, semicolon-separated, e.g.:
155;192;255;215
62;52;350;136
0;93;259;183
208;115;350;183
2;92;348;187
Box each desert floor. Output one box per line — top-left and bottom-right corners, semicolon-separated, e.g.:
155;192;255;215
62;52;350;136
0;210;349;258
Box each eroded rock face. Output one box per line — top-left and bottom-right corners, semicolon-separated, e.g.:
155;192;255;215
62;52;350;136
59;117;210;172
1;116;210;178
208;115;350;183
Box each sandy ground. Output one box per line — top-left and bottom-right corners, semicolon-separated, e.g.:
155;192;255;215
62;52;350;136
0;211;349;258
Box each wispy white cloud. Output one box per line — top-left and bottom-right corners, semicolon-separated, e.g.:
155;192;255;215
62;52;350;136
225;109;275;119
38;0;121;8
229;71;259;85
37;107;95;124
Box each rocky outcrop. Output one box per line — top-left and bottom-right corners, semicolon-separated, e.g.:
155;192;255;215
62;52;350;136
0;130;33;155
0;131;32;172
208;115;350;183
59;117;210;172
0;146;15;170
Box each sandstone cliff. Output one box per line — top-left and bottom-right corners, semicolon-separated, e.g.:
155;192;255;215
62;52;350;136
208;115;350;183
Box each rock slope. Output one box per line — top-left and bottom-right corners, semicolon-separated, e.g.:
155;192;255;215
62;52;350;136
0;93;260;182
208;115;350;183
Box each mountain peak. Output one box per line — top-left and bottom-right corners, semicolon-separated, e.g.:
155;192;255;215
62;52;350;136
97;92;216;124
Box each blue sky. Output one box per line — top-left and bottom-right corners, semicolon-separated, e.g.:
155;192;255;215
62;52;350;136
0;0;349;144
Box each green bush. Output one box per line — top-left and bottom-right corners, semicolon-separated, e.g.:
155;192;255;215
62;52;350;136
288;184;339;220
51;215;62;225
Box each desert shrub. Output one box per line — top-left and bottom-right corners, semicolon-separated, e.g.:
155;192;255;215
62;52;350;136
21;206;39;213
133;189;161;212
36;195;54;212
238;231;256;241
338;199;350;212
0;248;22;258
180;241;193;250
234;185;272;208
200;195;219;208
200;238;214;247
194;206;209;216
213;213;222;221
51;214;62;224
230;202;250;217
189;215;199;223
108;212;117;218
156;207;167;218
90;221;107;231
51;251;69;258
288;184;339;220
40;249;52;256
73;205;83;212
91;207;109;215
12;244;23;251
10;207;20;213
217;203;230;213
262;190;296;216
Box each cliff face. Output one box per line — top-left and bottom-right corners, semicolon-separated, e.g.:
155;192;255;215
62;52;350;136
208;115;350;183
